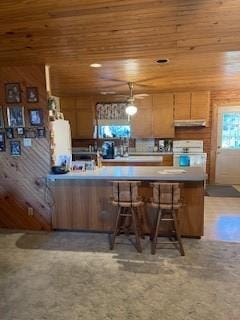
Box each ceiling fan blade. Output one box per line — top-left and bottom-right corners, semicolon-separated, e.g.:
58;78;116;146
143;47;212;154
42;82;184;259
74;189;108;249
100;77;127;83
133;83;155;88
134;93;149;97
100;83;128;89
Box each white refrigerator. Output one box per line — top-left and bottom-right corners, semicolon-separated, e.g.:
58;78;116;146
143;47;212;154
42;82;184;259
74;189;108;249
50;119;72;169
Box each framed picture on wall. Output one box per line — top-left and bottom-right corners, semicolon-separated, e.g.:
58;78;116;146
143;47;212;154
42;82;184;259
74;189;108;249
5;83;21;103
7;105;25;127
16;127;25;137
29;109;43;126
0;106;4;129
37;127;46;138
5;128;14;139
0;132;6;151
25;128;36;138
10;140;21;156
26;87;39;103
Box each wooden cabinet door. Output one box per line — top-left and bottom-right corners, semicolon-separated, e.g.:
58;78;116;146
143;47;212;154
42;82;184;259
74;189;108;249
63;110;77;139
152;93;174;138
191;91;210;124
174;92;191;120
131;96;153;138
76;109;94;138
60;97;76;109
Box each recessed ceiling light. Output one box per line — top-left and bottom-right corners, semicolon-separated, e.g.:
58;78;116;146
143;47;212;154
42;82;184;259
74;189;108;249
156;59;169;64
90;63;102;68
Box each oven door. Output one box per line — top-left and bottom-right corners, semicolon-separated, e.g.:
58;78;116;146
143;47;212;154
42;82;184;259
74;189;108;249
174;153;207;171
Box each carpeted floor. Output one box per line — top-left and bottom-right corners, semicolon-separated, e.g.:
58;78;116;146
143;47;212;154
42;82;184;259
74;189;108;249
206;185;240;197
0;231;240;320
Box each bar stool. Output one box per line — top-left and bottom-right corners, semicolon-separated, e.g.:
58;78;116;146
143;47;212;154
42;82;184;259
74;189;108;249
149;182;185;256
110;181;144;252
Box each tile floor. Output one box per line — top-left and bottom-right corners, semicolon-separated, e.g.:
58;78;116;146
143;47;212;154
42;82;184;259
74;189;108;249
204;196;240;242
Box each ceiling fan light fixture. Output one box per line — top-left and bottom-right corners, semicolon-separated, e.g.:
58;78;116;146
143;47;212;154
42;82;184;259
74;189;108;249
125;104;138;116
90;63;102;68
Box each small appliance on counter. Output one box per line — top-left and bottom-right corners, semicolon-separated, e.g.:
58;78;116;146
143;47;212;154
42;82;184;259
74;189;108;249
72;160;96;171
51;154;72;174
102;141;115;159
51;165;69;175
158;139;173;152
123;145;129;157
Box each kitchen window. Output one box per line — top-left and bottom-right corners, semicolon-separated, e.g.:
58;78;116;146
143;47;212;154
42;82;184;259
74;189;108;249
221;111;240;149
98;120;131;138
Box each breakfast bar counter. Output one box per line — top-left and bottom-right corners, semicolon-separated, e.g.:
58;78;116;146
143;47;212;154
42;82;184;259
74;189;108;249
48;166;205;237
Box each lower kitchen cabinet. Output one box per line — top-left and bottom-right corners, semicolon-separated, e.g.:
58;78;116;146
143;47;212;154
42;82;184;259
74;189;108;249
102;155;173;167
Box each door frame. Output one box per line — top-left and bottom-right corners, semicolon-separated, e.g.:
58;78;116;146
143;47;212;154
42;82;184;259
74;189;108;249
210;102;240;184
215;106;240;184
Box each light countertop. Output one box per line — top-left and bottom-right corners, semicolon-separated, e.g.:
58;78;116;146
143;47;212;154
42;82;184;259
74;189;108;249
48;166;205;182
102;156;164;162
72;149;173;156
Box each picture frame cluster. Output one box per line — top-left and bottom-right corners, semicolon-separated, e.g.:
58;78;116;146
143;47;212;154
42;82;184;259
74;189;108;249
0;82;46;156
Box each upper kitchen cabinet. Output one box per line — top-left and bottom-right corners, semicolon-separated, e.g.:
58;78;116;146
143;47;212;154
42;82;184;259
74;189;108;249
76;108;94;138
75;97;95;138
152;93;174;138
131;95;153;138
63;110;77;139
60;97;77;138
191;91;210;123
174;91;210;126
60;96;95;139
174;92;191;120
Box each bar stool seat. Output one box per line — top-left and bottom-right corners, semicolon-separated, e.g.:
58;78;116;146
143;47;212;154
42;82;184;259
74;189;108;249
110;181;144;252
150;202;181;210
112;200;144;207
150;182;185;256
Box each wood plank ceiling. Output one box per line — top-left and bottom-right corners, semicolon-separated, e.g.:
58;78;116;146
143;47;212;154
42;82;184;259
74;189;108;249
1;0;240;95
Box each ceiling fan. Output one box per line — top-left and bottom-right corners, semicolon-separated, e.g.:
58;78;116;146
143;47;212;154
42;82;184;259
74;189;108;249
125;82;144;116
100;78;154;116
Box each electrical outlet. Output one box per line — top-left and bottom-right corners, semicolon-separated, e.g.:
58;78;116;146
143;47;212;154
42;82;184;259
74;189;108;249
27;207;34;216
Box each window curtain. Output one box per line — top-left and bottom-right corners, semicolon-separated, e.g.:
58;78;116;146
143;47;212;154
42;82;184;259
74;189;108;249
96;102;128;120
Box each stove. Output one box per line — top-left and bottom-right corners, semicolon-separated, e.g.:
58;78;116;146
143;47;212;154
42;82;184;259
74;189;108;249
173;140;207;173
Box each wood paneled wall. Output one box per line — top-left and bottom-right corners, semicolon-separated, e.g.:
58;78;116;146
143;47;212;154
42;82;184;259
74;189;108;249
0;65;51;230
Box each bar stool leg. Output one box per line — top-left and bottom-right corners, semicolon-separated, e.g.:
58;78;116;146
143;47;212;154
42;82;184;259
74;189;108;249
172;209;185;256
131;207;142;253
110;207;122;250
136;206;145;239
151;209;162;255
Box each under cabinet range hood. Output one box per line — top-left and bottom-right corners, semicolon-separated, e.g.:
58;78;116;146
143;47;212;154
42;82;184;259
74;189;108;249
174;119;206;127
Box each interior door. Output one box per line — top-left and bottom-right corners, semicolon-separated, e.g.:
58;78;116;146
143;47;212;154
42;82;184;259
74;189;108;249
215;107;240;184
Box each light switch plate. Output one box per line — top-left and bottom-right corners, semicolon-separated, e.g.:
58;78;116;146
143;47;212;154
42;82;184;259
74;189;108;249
23;138;32;147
